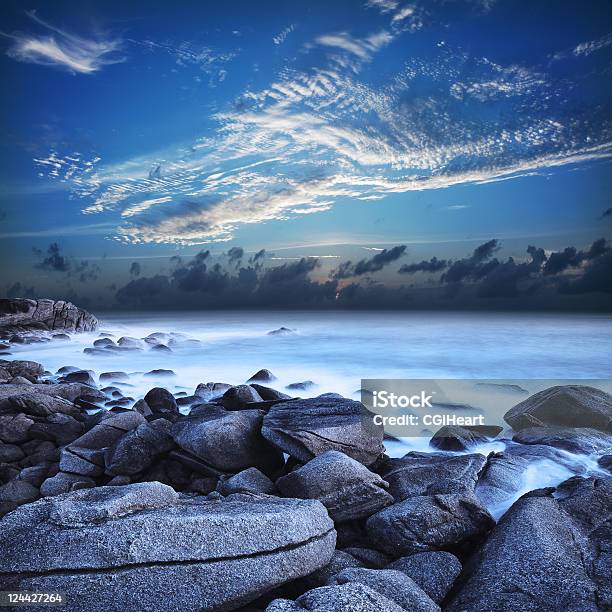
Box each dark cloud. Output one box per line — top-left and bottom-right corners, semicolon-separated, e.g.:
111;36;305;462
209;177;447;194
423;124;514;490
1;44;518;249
74;260;101;283
601;207;612;219
116;275;171;306
560;250;612;294
331;245;406;279
399;256;448;275
5;281;35;298
441;239;500;284
33;242;70;272
129;262;141;277
227;247;244;266
543;238;610;275
251;249;266;263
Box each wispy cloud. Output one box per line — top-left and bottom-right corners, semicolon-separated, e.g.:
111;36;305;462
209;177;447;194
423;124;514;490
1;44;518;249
273;24;296;46
3;10;123;74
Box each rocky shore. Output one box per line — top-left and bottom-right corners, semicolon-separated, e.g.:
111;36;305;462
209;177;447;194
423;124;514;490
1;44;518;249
0;300;610;611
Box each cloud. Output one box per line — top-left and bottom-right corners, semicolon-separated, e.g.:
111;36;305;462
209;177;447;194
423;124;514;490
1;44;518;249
314;30;393;61
601;207;612;219
273;24;296;46
332;245;406;279
33;242;70;272
227;247;244;266
543;238;610;275
399;256;448;275
129;262;141;277
3;10;123;74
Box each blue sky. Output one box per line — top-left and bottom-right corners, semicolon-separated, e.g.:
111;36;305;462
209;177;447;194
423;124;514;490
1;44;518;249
0;0;611;309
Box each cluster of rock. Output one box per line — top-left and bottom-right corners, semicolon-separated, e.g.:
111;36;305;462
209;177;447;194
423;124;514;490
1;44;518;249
0;299;97;344
0;350;611;609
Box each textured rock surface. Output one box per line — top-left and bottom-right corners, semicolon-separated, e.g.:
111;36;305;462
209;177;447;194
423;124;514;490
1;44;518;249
430;425;502;451
0;298;97;334
218;467;276;496
0;483;336;612
377;452;486;501
366;492;495;556
388;551;462;604
328;568;439;611
504;385;612;432
276;450;393;521
449;476;612;612
262;395;384;466
512;426;612;454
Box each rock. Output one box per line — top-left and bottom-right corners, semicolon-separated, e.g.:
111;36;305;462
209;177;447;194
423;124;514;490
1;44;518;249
0;483;336;612
448;476;612;611
21;440;59;466
61;370;97;387
430;425;502;451
150;343;172;352
250;384;292;401
59;447;106;477
39;471;96;497
117;336;145;348
144;369;176;377
297;550;365;590
0;298;97;333
504;385;612;432
172;409;283;475
262;395;384;466
267;327;296;336
17;464;52;488
341;547;390;569
512;426;612;454
276;450;393;522
0;413;34;443
366;492;495;556
599;454;612;471
221;385;264;410
267;583;405;611
99;371;129;381
286;381;316;391
218;467;276;495
8;376;32;385
93;338;115;348
247;369;277;383
0;393;79;418
132;399;153;418
387;551;462;604
0;359;44;381
28;413;84;445
377;452;486;501
0;479;40;516
328;568;439;611
104;420;175;476
0;442;25;462
143;387;178;419
0;383;105;404
68;411;146;451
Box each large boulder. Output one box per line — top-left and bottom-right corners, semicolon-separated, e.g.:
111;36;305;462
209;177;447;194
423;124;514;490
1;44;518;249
448;476;612;611
143;387;179;419
377;452;486;501
276;450;393;522
504;385;612;432
366;493;495;557
430;425;502;451
0;383;105;404
262;396;384;466
172;409;283;475
0;483;336;612
0;298;97;334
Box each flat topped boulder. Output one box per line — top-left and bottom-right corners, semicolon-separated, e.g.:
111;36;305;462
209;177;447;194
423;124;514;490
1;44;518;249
262;395;384;466
0;298;97;333
0;482;336;612
504;385;612;432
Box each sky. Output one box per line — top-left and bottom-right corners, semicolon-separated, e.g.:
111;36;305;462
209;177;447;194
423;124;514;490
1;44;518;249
0;0;611;310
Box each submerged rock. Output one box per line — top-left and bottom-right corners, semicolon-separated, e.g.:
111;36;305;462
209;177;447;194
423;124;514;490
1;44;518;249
504;385;612;432
0;483;336;612
262;395;384;466
276;450;393;522
247;369;277;383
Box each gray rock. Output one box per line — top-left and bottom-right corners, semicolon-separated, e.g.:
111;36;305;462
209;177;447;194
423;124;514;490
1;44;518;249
366;492;495;556
286;381;316;391
247;369;277;383
0;479;40;516
0;359;44;380
59;446;106;477
143;387;178;418
39;471;96;497
474;451;530;511
104;420;175;476
268;583;406;611
172;409;283;475
599;454;612;471
99;371;128;381
378;452;486;501
388;551;462;603
61;370;97;387
0;383;105;404
8;376;33;385
144;369;175;378
117;336;145;348
0;299;97;333
328;568;439;611
504;385;612;432
297;550;365;590
0;483;336;612
250;384;292;401
221;385;264;410
218;467;276;495
512;426;612;454
17;464;52;488
29;413;84;446
68;411;146;451
262;395;384;466
448;476;612;611
276;450;393;522
430;425;502;451
341;547;390;569
0;393;80;418
0;413;34;443
0;442;25;462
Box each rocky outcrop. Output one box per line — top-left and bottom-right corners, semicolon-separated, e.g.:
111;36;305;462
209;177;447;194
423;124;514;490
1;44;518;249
449;476;612;612
430;425;502;451
512;426;612;454
0;298;97;336
276;450;393;522
504;385;612;432
0;483;336;612
262;395;384;466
